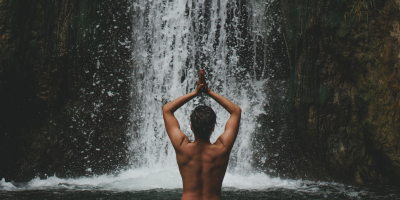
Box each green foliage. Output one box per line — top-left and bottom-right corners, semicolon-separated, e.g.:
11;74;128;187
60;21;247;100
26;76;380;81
342;0;383;23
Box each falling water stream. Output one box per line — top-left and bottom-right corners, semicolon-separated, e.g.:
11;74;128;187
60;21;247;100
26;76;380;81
129;0;268;174
1;0;400;199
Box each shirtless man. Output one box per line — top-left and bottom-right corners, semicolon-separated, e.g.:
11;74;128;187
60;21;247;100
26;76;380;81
162;69;241;200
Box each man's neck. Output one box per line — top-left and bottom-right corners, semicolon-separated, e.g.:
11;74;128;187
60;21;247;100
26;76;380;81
193;137;211;144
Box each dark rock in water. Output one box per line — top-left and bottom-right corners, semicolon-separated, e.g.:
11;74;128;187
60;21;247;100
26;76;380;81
280;0;400;184
0;0;133;181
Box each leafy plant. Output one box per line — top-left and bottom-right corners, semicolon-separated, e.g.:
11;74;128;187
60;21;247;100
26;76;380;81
342;0;383;23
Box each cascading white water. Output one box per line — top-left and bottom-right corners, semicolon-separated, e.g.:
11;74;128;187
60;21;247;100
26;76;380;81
130;0;272;174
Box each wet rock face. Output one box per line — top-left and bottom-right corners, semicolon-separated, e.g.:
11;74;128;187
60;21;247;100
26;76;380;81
281;0;400;184
0;0;133;181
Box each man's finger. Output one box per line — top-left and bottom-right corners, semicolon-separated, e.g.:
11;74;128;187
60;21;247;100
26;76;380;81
198;70;202;84
201;70;205;84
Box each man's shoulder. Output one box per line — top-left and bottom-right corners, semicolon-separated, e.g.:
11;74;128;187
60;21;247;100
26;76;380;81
212;138;226;149
179;140;226;155
206;142;230;157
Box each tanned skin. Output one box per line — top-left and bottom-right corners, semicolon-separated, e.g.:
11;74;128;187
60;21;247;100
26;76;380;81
162;69;241;200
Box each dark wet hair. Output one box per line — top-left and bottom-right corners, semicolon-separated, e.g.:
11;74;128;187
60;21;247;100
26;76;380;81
190;105;216;139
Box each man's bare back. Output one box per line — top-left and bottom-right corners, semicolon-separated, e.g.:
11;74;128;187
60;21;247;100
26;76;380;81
163;69;241;200
177;138;229;199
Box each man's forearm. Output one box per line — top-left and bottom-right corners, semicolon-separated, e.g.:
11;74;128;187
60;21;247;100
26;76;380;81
207;90;241;114
162;91;198;113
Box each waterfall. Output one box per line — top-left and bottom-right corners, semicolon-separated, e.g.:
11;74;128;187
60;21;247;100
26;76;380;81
0;0;331;194
129;0;274;174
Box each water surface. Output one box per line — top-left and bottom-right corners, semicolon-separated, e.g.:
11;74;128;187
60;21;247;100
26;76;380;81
1;168;399;199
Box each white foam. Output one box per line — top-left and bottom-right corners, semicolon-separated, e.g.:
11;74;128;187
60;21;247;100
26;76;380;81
0;178;17;191
0;168;303;192
223;173;302;190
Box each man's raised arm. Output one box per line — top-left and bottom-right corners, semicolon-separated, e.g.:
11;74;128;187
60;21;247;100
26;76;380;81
162;70;205;150
198;72;241;150
162;92;195;149
208;90;241;150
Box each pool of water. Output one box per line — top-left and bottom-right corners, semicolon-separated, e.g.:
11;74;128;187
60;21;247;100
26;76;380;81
1;185;399;200
1;168;399;199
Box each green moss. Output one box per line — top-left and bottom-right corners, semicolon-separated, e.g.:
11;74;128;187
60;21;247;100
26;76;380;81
341;0;385;24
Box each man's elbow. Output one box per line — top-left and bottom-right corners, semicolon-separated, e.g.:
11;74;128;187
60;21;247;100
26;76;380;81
234;106;241;115
162;105;171;114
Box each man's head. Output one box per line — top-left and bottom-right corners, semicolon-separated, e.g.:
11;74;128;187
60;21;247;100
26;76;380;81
190;105;216;139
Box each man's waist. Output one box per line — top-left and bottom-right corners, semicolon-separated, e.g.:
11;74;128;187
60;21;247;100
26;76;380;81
181;192;221;200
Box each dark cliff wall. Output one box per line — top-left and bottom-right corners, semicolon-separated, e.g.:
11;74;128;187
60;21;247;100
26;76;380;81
0;0;133;181
281;0;400;184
